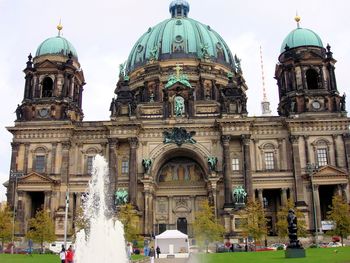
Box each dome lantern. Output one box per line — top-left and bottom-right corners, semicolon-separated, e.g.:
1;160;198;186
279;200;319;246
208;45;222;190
169;0;190;18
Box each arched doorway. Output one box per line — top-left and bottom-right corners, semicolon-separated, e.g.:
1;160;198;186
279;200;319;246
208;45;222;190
177;218;188;234
152;153;209;237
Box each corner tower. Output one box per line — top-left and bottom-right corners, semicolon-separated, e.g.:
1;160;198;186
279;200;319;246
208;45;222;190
18;23;85;122
275;16;345;117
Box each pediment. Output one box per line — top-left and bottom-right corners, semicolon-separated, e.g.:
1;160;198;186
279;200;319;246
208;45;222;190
36;59;58;69
314;165;347;177
19;172;56;184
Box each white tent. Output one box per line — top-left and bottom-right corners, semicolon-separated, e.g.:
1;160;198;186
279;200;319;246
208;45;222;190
155;230;189;258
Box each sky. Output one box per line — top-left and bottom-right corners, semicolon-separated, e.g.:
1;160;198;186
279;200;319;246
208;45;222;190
0;0;349;201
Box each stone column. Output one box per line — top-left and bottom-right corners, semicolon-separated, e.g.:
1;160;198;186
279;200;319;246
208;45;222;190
129;138;139;206
108;139;118;206
258;189;263;205
23;143;30;174
17;191;25;235
8;143;20;207
342;134;350;170
281;188;288;206
149;192;154;236
242;135;253;199
332;135;339;167
341;184;349;203
221;135;233;207
290;135;306;206
278;139;283;170
144;191;150;235
44;191;52;211
313;184;322;233
303;136;310;165
169;196;173;227
59;142;70;209
51;143;57;175
61;142;71;184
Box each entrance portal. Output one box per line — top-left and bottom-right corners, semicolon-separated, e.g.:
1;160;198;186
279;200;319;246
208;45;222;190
177;217;187;234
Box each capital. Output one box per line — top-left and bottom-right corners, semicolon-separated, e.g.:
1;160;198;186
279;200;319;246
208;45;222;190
129;137;139;148
221;135;231;145
241;134;251;145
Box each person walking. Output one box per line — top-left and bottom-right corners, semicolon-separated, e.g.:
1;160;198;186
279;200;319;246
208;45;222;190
156;246;161;258
65;245;74;263
149;246;155;263
59;247;66;263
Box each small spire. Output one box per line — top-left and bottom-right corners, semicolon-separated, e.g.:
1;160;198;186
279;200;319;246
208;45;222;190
295;12;301;28
259;46;272;116
57;19;63;36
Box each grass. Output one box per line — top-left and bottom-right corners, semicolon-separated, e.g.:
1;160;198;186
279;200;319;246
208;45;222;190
194;247;350;263
1;248;349;263
0;254;58;263
0;253;145;263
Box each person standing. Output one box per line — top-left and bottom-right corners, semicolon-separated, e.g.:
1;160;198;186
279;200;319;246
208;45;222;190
156;246;161;258
59;247;66;263
149;246;155;263
65;245;74;263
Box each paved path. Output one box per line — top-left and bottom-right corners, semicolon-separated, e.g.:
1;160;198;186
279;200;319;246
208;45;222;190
155;259;189;263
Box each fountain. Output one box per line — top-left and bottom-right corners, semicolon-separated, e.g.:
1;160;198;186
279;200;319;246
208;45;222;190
74;155;128;263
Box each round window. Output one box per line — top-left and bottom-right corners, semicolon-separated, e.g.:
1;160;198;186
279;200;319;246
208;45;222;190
175;35;183;43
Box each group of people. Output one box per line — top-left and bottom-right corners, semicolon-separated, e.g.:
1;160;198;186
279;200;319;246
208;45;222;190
148;246;161;263
59;245;74;263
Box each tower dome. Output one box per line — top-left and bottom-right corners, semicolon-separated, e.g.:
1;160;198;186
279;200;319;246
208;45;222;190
126;1;234;72
36;36;78;58
280;17;323;53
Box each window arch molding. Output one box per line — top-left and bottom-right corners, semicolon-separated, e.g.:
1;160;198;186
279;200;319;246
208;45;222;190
31;146;50;173
311;138;331;167
258;142;279;171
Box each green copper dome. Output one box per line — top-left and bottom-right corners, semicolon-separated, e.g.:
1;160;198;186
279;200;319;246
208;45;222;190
280;27;323;53
36;36;78;58
126;1;234;72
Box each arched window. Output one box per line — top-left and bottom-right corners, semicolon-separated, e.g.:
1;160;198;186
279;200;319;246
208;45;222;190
85;148;97;175
306;69;319;90
314;139;329;167
260;143;276;171
42;77;53;97
34;147;47;173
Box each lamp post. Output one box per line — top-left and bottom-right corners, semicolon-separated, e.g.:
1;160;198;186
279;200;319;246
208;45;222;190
306;163;319;246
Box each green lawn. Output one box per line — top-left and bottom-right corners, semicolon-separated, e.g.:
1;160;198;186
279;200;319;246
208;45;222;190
194;247;350;263
0;254;58;263
0;254;145;263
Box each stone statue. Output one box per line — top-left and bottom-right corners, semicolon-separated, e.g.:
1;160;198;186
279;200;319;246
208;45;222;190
234;54;242;73
149;45;158;62
15;104;23;120
207;157;218;172
174;96;185;117
142;159;152;174
340;93;346;111
115;188;128;206
109;98;116;115
287;209;302;248
232;186;247;205
201;43;210;60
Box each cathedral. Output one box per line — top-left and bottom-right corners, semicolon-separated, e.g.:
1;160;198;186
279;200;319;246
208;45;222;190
6;0;350;241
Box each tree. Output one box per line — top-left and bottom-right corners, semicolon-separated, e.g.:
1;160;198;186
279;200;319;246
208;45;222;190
327;195;350;246
26;209;55;252
117;203;139;242
276;199;307;242
193;200;225;252
0;205;13;252
239;200;268;247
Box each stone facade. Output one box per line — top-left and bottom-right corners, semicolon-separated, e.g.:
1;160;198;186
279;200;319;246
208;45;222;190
5;1;350;240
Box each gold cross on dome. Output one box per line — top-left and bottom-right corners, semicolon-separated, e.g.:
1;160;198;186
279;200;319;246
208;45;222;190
174;64;183;79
